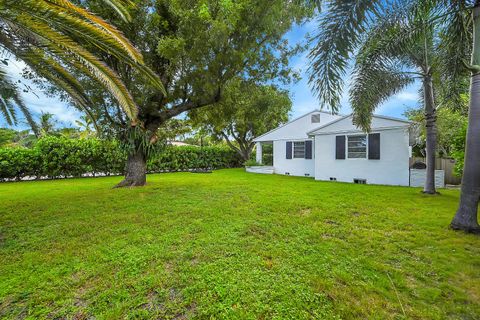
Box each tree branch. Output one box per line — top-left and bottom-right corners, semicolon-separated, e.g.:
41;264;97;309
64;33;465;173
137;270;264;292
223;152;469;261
160;87;222;120
220;131;241;154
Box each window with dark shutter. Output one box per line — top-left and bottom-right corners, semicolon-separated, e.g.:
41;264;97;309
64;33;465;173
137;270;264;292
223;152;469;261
368;133;380;160
293;141;305;158
286;141;292;159
305;140;313;159
336;136;346;159
347;135;367;158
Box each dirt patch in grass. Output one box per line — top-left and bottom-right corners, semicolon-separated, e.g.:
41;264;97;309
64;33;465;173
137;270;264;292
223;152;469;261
242;223;267;237
173;302;197;320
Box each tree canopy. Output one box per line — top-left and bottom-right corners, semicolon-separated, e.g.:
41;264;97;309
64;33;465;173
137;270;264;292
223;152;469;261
190;79;292;161
65;0;312;186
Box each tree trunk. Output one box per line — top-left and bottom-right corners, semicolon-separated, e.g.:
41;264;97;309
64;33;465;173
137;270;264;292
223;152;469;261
115;148;147;188
241;147;253;162
423;75;437;194
450;2;480;233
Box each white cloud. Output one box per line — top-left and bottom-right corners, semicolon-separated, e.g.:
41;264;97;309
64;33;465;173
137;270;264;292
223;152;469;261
23;94;81;124
395;91;418;102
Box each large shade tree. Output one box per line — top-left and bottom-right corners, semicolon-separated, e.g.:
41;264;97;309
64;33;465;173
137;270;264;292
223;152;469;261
68;0;312;187
190;79;292;161
0;0;164;130
308;0;479;233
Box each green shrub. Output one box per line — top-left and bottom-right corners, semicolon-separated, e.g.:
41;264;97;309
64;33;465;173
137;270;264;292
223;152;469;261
451;123;467;176
0;137;242;181
35;137;125;178
147;146;242;172
0;147;41;180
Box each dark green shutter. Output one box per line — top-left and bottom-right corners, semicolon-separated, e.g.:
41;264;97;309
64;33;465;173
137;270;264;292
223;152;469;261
286;141;292;159
335;136;345;159
368;133;380;160
305;140;313;159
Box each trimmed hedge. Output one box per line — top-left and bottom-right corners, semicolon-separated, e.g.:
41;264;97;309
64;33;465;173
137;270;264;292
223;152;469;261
0;137;242;181
147;146;242;172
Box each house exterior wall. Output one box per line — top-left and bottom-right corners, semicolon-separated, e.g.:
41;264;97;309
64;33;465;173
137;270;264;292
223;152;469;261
273;140;315;177
311;115;410;135
314;128;410;186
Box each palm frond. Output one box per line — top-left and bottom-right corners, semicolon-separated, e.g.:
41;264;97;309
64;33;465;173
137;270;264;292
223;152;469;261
3;0;142;63
355;10;427;69
21;49;101;133
10;16;138;120
0;64;39;132
436;1;472;110
101;0;134;22
0;0;167;123
350;59;415;131
308;0;383;112
10;95;39;135
0;97;16;126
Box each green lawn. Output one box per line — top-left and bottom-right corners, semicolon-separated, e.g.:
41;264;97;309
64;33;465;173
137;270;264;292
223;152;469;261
0;169;479;319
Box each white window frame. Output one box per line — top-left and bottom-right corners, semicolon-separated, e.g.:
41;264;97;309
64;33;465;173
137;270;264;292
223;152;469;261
293;141;306;158
347;134;367;159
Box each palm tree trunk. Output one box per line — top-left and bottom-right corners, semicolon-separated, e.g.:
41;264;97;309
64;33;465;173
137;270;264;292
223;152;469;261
115;148;147;187
423;74;437;194
450;2;480;233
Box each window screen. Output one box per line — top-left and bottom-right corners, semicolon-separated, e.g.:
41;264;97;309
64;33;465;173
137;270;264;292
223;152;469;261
293;141;305;158
347;135;367;159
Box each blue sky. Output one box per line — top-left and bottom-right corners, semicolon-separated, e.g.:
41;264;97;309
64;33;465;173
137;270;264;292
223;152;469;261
3;19;421;129
285;20;421;119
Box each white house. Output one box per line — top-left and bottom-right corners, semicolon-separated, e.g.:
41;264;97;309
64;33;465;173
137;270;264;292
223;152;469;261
252;110;413;186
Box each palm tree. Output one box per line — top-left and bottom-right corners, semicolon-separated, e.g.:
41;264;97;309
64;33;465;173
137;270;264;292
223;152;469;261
38;112;57;137
0;0;165;124
450;0;480;233
308;0;480;233
75;114;97;138
0;64;38;134
349;3;445;194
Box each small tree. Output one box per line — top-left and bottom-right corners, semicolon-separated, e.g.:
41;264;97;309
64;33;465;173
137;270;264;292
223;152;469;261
190;79;291;161
38;112;57;137
405;105;468;158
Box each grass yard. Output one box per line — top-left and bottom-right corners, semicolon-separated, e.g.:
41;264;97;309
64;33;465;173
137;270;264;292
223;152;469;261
0;169;479;319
